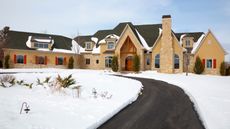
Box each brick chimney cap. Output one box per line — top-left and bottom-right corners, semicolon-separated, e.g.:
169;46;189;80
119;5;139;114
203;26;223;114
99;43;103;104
162;15;171;18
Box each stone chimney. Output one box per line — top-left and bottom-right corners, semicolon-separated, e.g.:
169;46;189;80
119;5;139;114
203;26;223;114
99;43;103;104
160;15;173;73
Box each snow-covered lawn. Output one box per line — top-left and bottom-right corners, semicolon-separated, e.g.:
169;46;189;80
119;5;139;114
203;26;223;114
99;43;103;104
0;69;142;129
124;71;230;129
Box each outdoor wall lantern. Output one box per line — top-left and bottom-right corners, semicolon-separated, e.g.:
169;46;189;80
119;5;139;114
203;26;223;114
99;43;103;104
20;102;30;114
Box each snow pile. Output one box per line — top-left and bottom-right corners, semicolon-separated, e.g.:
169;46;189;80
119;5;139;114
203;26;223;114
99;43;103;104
135;29;150;50
125;71;230;129
191;34;205;54
0;69;142;129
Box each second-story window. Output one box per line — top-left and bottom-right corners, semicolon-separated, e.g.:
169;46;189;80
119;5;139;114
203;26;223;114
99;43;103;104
107;42;114;49
34;42;49;49
85;42;92;50
185;39;190;47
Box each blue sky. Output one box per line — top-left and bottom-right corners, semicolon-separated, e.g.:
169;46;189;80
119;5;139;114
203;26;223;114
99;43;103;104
0;0;230;51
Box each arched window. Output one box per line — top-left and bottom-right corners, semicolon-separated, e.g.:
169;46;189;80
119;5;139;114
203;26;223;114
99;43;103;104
105;56;113;67
155;54;160;68
174;54;179;69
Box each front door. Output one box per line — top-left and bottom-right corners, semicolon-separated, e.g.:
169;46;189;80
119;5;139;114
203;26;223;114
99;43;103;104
125;56;133;71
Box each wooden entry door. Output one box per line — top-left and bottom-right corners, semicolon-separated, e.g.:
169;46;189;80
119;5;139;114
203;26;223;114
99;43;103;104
125;56;133;71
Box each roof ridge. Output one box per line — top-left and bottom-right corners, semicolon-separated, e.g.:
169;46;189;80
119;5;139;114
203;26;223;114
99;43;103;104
175;32;204;34
9;30;71;39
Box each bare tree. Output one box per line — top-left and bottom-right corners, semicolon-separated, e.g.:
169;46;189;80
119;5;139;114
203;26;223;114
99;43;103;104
0;26;10;67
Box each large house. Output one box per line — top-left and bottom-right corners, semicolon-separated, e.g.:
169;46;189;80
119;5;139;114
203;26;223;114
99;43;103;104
0;15;227;75
75;15;227;74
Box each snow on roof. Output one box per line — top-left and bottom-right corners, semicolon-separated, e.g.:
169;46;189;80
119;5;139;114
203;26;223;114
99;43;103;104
26;36;32;48
33;38;52;43
91;37;98;43
179;34;186;45
37;48;50;52
98;34;119;44
98;39;106;44
53;48;75;54
135;29;150;50
92;45;100;54
105;34;120;39
159;28;162;36
191;34;206;54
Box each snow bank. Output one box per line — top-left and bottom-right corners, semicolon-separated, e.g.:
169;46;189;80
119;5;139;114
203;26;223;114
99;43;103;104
0;69;142;129
124;71;230;129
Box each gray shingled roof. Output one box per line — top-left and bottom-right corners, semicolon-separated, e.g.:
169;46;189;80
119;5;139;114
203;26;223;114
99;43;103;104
2;30;72;51
175;32;204;42
74;22;162;48
74;22;205;50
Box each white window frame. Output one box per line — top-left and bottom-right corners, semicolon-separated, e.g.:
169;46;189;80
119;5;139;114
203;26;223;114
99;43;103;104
85;42;92;50
107;41;115;50
206;59;212;69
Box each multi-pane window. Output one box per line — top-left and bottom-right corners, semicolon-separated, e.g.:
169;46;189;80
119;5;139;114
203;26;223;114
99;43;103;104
16;55;24;64
207;59;212;68
105;56;113;67
155;54;160;68
86;58;90;65
185;40;190;47
34;42;49;48
85;42;92;50
174;54;179;69
107;42;114;49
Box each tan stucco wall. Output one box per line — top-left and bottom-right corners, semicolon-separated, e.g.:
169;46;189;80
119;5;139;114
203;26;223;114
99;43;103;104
152;36;162;71
172;35;183;73
3;49;80;69
194;31;225;75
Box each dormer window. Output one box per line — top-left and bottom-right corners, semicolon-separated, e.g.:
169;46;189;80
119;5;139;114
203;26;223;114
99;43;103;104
107;42;115;49
85;42;92;50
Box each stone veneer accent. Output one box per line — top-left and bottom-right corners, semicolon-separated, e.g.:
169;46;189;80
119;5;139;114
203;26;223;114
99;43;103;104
160;16;174;73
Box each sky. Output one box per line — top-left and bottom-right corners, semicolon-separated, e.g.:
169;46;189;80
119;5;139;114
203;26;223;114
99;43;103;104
0;0;230;52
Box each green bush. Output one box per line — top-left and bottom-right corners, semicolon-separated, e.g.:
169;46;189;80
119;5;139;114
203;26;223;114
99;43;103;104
68;57;74;69
56;74;76;88
111;56;118;72
4;55;10;69
193;56;204;74
220;62;227;76
133;55;140;72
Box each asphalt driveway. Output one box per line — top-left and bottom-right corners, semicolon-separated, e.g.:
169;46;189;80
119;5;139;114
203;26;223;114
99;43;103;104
98;76;205;129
